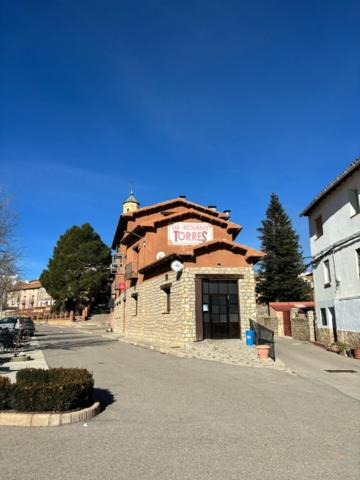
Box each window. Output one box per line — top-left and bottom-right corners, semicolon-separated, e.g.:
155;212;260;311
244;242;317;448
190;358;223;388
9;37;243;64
348;188;360;216
165;288;171;313
131;292;138;315
320;308;327;326
356;249;360;278
160;282;172;313
315;215;323;238
323;260;331;286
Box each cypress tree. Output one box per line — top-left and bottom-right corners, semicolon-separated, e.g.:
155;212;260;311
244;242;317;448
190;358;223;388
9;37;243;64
256;193;311;303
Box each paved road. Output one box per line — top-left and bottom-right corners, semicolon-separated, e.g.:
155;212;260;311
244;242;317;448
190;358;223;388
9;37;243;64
0;325;359;480
276;336;360;401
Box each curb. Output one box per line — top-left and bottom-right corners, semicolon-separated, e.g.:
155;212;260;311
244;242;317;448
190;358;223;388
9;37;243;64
0;401;100;427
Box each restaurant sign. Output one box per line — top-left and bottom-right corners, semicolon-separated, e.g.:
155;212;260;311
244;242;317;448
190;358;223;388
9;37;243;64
168;222;213;245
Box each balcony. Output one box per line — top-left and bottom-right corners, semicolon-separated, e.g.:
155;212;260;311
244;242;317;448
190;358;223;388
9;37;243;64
125;262;138;280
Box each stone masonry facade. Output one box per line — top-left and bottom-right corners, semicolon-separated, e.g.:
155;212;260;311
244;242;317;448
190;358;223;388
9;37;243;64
316;327;360;348
113;266;257;347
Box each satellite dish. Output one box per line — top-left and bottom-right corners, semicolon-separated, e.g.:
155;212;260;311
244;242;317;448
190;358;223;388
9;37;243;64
156;251;166;260
171;260;183;272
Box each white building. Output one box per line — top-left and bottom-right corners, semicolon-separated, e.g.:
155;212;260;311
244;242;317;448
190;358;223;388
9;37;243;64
6;279;54;311
301;157;360;347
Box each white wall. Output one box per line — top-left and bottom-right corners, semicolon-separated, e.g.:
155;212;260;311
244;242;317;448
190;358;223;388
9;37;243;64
308;169;360;332
308;170;360;257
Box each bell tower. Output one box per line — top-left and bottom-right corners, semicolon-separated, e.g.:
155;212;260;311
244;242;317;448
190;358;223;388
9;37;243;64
122;188;140;214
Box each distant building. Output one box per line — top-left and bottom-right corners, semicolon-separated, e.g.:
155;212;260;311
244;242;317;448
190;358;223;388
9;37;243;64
301;157;360;347
6;279;54;312
111;193;263;345
299;271;314;291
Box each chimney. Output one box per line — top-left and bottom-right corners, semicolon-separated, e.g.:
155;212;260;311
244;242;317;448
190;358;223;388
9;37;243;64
179;195;186;199
223;209;231;219
207;205;217;212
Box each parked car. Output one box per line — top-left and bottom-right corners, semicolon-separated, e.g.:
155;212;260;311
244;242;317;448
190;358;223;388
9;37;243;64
0;317;18;331
0;316;35;337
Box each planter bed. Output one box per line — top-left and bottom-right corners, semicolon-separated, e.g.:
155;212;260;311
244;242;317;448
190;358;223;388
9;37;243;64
0;401;100;427
0;367;99;426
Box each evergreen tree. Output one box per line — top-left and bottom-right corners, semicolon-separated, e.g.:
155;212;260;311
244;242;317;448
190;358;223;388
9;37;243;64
256;193;311;303
40;223;112;313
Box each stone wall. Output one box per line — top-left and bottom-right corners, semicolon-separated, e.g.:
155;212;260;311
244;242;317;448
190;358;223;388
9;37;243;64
256;303;269;317
113;266;257;346
256;316;279;335
291;317;311;341
290;311;315;342
316;327;360;348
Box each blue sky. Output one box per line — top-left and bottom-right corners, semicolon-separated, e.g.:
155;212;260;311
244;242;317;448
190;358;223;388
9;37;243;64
1;1;359;279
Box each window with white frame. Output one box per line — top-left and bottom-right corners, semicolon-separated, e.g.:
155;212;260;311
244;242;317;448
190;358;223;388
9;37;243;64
348;188;360;216
323;260;331;286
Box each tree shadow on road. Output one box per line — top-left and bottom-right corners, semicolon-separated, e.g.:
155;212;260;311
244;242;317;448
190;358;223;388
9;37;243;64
37;332;117;352
93;388;115;411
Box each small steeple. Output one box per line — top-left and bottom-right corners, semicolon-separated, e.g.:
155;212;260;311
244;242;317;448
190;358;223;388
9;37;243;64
122;187;140;214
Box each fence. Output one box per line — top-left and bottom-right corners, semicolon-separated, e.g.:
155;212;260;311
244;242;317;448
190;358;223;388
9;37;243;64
250;319;276;361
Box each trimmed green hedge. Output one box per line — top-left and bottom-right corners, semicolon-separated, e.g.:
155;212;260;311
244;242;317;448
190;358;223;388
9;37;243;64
0;376;11;410
16;368;93;386
0;368;94;412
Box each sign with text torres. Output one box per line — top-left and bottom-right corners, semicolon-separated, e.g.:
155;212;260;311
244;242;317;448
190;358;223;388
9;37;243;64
168;222;213;245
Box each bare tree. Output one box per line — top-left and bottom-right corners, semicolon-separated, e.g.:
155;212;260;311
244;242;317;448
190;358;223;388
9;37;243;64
0;189;19;316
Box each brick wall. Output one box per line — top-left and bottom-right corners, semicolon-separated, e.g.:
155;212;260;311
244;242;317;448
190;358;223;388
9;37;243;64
113;266;256;346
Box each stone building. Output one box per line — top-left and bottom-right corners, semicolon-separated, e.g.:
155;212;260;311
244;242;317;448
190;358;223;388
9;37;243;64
301;156;360;347
111;193;263;346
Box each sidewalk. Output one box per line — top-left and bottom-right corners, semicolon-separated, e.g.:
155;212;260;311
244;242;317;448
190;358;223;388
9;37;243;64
0;337;48;382
119;336;291;372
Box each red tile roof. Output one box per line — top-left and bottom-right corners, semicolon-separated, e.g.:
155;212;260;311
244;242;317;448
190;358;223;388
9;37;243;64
269;301;314;312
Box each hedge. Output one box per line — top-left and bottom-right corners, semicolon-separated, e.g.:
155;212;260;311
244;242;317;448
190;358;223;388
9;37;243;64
0;376;11;410
16;368;93;386
0;368;94;412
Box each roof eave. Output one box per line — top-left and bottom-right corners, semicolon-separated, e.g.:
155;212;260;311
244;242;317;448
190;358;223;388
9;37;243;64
300;156;360;217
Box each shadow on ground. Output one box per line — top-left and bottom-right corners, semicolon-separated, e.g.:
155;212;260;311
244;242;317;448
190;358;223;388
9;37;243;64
41;338;116;351
93;388;115;411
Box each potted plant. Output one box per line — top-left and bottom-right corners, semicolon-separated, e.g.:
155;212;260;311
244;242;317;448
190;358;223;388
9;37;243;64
353;346;360;359
329;342;349;356
256;344;271;360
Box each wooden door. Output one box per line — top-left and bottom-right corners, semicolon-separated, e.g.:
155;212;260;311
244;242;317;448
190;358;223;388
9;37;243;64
283;311;292;336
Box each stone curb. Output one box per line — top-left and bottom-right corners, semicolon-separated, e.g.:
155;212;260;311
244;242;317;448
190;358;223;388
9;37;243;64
0;401;100;427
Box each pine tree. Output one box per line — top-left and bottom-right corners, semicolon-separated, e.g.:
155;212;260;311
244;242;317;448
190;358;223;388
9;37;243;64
40;223;112;313
256;193;311;303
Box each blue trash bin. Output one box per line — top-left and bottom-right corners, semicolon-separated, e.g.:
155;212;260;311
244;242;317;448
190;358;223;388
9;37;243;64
245;329;255;346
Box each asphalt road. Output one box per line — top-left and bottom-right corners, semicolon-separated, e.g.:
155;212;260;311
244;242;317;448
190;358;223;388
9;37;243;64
276;336;360;401
0;325;359;480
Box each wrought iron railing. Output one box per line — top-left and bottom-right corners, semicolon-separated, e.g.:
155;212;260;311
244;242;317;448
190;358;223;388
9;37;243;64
250;319;276;361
